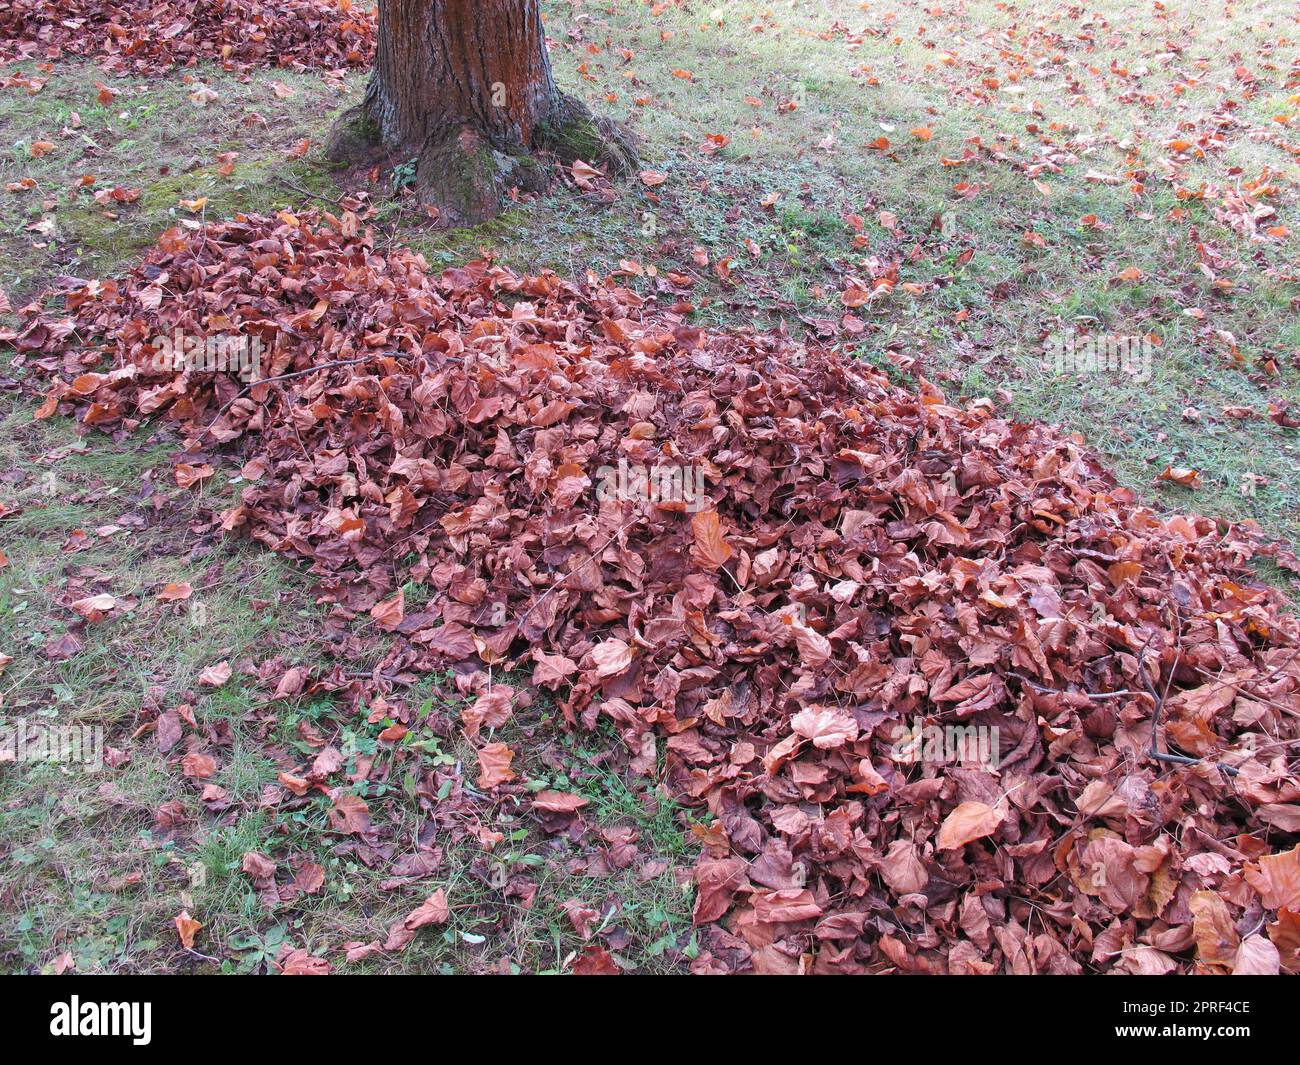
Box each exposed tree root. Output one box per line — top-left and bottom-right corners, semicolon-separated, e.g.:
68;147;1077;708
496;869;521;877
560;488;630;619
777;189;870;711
326;92;637;227
535;92;639;177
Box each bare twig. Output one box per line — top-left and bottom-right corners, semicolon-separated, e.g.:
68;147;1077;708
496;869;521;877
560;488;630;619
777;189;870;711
1009;672;1138;701
275;176;348;210
193;354;383;442
343;670;416;687
1190;663;1300;720
193;350;462;443
1136;634;1240;778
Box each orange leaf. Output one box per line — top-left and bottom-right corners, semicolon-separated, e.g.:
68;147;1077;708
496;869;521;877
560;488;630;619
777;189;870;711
476;742;516;789
181;752;217;779
1190;891;1239;968
197;660;232;687
592;638;633;678
174;462;214;488
369;589;405;631
329;792;371;834
690;510;734;570
533;790;589;814
174;910;202;949
403;889;450;930
572;945;621;974
1245;845;1300;910
936;802;1004;850
1158;466;1200;488
69;593;122;622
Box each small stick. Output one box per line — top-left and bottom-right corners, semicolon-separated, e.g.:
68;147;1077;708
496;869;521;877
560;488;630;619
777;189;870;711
192;350;462;443
274;176;348;210
343;670;416;687
193;354;383;441
1010;672;1138;701
1137;635;1240;778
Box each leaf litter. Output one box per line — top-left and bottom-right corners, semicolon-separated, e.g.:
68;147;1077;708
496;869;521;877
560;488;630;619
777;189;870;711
9;204;1300;975
0;0;375;74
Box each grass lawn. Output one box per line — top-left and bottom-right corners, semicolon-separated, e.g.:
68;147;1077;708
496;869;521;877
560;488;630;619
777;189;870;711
0;0;1297;972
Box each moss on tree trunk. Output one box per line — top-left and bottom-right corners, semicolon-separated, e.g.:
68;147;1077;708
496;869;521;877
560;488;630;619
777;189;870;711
328;0;636;226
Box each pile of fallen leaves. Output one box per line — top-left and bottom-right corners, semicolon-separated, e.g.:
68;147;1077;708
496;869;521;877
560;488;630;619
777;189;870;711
0;0;374;74
10;208;1300;975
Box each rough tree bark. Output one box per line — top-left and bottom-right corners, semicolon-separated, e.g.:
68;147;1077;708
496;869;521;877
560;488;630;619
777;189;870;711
329;0;636;225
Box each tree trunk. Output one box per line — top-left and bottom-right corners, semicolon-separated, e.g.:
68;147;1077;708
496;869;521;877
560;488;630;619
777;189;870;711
329;0;635;225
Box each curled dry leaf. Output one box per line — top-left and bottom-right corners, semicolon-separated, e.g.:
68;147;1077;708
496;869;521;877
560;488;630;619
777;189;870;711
570;159;600;189
689;510;733;570
273;667;306;700
1244;845;1300;911
174;910;202;950
241;851;278;883
328;792;371;835
293;862;326;896
1158;466;1201;488
197;660;232;687
174;462;214;488
461;687;513;741
790;706;858;749
1232;934;1279;975
531;650;578;688
1190;890;1238;968
69;593;123;622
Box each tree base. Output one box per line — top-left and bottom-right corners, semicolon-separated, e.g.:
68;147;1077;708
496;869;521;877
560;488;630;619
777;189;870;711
325;92;637;227
323;105;384;168
535;93;638;178
415;127;549;225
